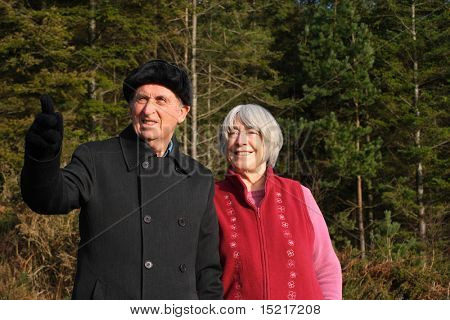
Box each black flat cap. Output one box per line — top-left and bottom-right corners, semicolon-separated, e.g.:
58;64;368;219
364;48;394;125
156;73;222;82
123;59;192;106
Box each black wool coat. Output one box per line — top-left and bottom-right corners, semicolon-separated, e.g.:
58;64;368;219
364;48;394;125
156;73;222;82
21;125;223;300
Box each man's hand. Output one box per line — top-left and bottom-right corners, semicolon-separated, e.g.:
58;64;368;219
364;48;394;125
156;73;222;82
25;95;64;160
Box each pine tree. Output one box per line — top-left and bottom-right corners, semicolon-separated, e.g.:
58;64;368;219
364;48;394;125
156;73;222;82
368;0;449;251
0;0;86;205
298;0;381;257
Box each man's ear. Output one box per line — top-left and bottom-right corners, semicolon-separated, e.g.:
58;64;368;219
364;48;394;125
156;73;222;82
177;105;190;123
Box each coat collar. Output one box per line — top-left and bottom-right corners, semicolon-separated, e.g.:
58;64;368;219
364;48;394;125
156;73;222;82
119;124;191;174
225;165;275;194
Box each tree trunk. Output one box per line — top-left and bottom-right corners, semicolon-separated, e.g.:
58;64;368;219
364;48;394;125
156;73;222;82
113;65;118;133
356;102;365;258
412;1;425;240
190;0;198;159
207;62;212;168
365;111;374;251
88;0;97;133
352;30;366;259
88;0;96;100
368;188;374;251
183;6;189;154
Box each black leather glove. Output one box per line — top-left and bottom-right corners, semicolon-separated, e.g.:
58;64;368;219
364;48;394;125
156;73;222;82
25;95;63;161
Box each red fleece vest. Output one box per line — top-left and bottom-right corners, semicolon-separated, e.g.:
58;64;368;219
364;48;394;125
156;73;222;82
214;167;324;300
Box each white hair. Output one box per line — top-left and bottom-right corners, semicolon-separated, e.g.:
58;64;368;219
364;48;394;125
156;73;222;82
219;104;283;167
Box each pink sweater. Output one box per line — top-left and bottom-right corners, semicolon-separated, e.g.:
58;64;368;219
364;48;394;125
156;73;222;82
248;186;342;300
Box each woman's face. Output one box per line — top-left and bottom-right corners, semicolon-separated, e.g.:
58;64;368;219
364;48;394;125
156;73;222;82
226;120;266;174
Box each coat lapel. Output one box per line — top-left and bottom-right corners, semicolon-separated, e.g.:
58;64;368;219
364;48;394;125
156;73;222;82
118;124;193;176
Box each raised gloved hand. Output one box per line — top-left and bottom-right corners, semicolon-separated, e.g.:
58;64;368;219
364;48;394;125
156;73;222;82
25;95;63;160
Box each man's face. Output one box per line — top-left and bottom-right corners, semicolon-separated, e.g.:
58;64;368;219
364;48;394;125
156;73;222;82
130;84;190;146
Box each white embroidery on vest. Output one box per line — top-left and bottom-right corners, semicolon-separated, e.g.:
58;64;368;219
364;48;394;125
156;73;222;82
275;191;298;300
224;194;243;299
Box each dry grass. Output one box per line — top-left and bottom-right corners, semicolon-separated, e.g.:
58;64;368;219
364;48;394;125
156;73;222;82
0;208;78;299
339;246;449;300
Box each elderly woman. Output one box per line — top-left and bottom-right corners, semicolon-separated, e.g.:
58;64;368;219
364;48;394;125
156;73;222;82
214;104;342;300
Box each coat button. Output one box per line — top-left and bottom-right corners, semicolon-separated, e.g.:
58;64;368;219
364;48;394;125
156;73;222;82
179;264;187;273
142;161;149;169
177;217;186;227
143;215;152;224
144;260;153;269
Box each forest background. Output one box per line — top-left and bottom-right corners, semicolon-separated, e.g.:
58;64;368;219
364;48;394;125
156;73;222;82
0;0;448;299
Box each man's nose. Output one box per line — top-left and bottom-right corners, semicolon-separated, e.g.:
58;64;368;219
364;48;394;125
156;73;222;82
143;100;157;114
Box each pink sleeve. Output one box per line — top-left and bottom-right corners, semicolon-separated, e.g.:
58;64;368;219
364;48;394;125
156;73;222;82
302;185;342;300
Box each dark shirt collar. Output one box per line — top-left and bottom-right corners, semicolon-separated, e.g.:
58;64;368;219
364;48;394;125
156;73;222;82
163;140;174;157
119;124;190;173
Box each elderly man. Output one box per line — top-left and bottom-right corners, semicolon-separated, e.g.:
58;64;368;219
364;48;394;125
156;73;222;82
20;60;223;300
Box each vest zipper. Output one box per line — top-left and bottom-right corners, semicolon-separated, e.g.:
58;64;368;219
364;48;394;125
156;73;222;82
230;169;272;299
254;202;269;299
